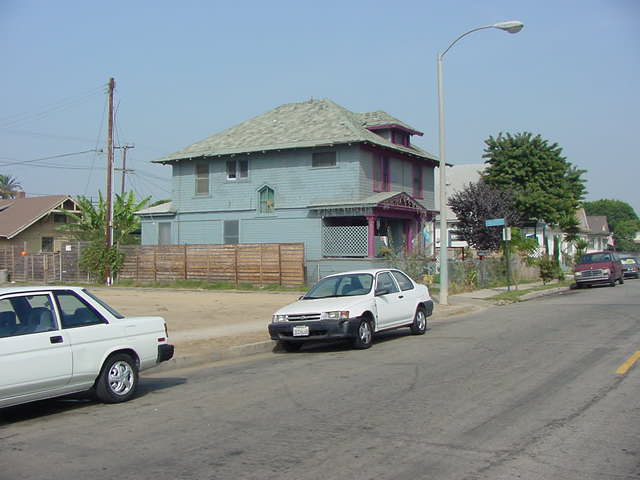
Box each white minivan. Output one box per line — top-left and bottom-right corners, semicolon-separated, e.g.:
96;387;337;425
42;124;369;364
0;286;174;408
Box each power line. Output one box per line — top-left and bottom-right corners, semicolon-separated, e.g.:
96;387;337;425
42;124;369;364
0;85;104;129
0;149;101;167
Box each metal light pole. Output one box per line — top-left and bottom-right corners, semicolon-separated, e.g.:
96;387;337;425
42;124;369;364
437;20;523;305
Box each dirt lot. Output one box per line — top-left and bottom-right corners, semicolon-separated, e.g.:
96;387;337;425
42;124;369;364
90;287;302;356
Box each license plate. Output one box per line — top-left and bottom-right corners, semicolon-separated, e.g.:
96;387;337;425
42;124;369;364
293;325;309;337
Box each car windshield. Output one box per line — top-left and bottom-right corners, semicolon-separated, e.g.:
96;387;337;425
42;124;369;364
82;289;125;318
577;253;611;264
303;273;373;299
621;258;637;265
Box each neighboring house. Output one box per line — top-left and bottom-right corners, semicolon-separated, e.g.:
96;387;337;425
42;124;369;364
0;194;80;253
575;209;612;252
434;163;484;249
137;99;439;271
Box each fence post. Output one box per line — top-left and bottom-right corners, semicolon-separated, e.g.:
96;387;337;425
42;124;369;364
184;244;188;280
136;249;140;282
76;242;81;282
278;244;282;286
153;248;157;282
234;245;238;286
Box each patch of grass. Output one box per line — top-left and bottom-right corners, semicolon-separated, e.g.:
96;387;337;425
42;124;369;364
109;279;307;292
488;280;572;303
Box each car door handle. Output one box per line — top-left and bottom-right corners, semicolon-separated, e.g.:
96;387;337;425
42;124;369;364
50;335;64;344
398;295;404;299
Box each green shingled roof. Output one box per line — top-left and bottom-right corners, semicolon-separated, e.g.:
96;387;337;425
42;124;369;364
154;99;436;163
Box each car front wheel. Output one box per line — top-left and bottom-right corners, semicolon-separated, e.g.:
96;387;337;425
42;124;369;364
95;353;139;403
619;275;624;285
352;318;373;350
410;308;427;335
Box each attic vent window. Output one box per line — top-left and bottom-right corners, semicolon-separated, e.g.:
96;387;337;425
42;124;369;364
392;131;409;147
312;152;336;168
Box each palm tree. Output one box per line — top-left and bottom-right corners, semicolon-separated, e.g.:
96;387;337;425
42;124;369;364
0;175;22;199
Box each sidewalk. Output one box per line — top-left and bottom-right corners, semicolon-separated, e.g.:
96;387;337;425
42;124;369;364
146;280;569;372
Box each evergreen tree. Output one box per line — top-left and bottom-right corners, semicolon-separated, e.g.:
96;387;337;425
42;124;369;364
482;132;586;227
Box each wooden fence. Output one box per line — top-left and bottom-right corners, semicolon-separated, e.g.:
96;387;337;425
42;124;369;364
118;243;305;286
0;242;306;287
0;243;92;284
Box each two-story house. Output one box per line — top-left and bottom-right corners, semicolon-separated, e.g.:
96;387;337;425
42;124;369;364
137;99;439;276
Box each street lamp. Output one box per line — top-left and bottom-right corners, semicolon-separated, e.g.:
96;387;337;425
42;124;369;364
437;20;523;306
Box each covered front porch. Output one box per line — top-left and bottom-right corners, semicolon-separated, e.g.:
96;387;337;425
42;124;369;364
309;192;436;259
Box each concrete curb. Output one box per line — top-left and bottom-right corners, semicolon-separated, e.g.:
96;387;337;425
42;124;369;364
154;340;276;372
518;286;571;301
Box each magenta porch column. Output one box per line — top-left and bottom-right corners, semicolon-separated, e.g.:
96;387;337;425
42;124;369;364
406;221;414;254
366;216;376;257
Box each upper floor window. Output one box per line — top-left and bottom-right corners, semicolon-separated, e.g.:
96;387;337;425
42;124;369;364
258;186;275;215
312;152;336;168
373;156;390;192
226;159;248;180
412;163;423;199
195;162;209;195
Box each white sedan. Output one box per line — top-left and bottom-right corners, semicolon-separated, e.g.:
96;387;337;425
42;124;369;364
0;286;174;408
269;269;433;351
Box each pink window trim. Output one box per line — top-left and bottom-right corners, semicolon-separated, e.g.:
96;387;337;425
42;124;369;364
373;155;391;192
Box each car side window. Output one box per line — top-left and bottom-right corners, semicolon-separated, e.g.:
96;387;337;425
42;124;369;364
376;272;399;295
391;271;414;291
54;292;106;328
0;295;57;338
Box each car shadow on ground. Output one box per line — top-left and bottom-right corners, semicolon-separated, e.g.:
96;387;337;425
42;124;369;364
0;376;186;424
273;326;430;354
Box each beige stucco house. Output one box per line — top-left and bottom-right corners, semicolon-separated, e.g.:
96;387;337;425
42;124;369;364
0;194;80;253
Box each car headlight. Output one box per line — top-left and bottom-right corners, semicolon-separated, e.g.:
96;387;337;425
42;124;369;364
272;314;287;323
574;271;582;277
602;268;610;275
321;311;350;320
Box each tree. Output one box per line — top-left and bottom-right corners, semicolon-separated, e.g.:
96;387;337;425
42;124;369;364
482;132;586;227
583;199;640;252
448;179;523;251
59;192;150;281
0;175;22;199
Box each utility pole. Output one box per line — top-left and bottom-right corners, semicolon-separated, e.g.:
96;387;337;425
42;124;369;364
105;77;115;286
115;144;135;195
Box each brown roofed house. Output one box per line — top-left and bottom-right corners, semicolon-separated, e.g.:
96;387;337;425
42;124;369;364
0;193;80;253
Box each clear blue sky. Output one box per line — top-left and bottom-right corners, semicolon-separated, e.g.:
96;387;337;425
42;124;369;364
1;0;638;215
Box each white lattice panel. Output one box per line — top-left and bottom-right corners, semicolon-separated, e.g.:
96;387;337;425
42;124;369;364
322;226;368;257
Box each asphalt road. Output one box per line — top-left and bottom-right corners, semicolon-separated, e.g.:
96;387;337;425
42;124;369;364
1;280;639;480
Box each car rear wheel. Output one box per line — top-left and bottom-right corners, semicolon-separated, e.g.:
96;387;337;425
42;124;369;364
95;353;139;403
352;318;373;350
410;308;427;335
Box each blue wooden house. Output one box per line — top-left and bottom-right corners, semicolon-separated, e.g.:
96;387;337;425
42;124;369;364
137;99;439;278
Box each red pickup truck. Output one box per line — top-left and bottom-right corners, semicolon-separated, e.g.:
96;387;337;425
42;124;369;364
574;251;624;288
